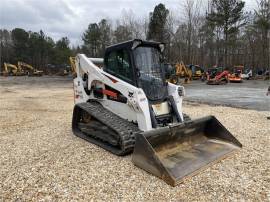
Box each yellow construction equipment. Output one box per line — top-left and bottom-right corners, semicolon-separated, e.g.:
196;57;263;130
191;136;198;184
1;63;23;76
69;57;77;77
189;64;203;79
17;61;43;76
172;61;192;84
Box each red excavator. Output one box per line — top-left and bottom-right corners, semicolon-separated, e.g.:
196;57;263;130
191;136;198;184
206;67;229;85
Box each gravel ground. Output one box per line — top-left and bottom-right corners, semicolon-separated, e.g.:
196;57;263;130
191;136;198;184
0;76;269;201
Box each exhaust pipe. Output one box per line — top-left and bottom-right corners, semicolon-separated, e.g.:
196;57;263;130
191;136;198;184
132;116;242;186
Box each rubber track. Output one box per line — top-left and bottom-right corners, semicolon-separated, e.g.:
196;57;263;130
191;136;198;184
73;101;141;156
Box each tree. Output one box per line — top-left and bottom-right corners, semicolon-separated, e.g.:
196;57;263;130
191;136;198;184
147;3;169;42
2;2;270;74
0;29;14;70
182;0;203;64
207;0;245;67
198;20;216;66
28;31;41;67
121;9;145;39
112;10;148;44
1;28;72;73
43;36;55;67
54;37;72;64
113;24;133;43
82;19;112;57
36;30;47;68
172;24;188;62
98;19;112;55
11;28;29;61
254;0;270;68
82;23;101;57
27;30;56;69
242;18;257;68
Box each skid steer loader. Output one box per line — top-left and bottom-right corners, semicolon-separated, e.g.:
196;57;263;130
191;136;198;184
72;39;242;186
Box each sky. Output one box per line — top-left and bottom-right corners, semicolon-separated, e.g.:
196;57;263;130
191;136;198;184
0;0;257;46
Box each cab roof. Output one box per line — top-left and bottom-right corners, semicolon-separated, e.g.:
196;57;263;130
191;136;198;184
105;39;164;53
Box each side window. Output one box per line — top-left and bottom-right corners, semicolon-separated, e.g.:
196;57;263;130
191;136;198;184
106;49;133;83
107;52;118;73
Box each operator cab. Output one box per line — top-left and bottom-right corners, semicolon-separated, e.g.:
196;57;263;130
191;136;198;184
104;39;168;103
104;39;183;127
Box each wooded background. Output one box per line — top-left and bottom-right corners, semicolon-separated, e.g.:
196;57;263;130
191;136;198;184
0;0;269;72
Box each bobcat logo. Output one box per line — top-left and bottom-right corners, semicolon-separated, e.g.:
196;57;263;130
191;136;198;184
128;92;134;97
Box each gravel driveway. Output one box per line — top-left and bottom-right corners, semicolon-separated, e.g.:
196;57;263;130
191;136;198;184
0;77;269;201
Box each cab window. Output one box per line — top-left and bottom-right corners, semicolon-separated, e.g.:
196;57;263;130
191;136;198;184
106;49;133;83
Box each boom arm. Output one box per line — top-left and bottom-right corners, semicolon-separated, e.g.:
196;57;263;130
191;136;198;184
3;63;18;73
69;57;76;76
175;62;192;77
74;54;153;131
216;70;229;80
17;61;43;76
18;61;34;71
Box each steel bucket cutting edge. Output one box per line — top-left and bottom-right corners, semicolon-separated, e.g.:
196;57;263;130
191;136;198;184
132;116;242;186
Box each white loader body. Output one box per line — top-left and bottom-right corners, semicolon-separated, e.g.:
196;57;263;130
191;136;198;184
73;54;185;131
71;40;241;186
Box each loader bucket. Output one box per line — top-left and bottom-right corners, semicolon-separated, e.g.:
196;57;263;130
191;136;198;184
132;116;242;186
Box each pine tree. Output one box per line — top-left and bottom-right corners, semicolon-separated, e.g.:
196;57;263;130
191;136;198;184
98;19;112;55
82;23;101;57
147;3;169;42
207;0;245;67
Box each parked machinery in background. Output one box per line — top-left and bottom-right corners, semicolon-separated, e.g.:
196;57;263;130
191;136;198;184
1;62;25;76
165;61;192;84
69;57;77;77
189;64;203;80
228;65;243;83
17;61;43;76
176;62;193;83
256;69;270;80
241;68;252;80
206;67;229;85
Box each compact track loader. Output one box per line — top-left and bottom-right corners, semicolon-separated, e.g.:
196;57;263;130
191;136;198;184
72;39;242;186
